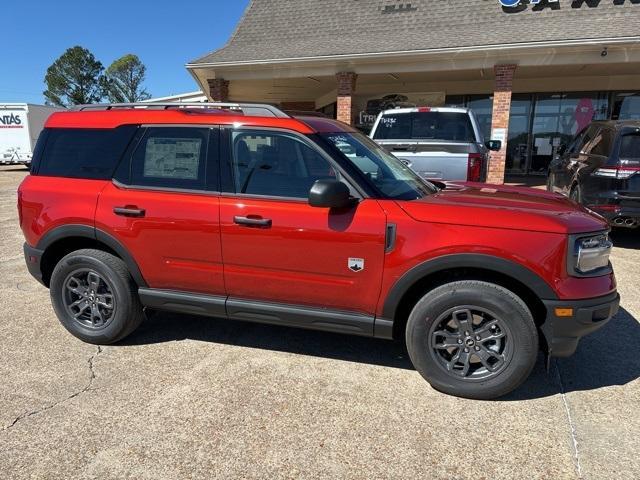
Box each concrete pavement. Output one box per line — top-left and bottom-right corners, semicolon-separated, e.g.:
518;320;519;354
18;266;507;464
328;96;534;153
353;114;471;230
0;166;638;479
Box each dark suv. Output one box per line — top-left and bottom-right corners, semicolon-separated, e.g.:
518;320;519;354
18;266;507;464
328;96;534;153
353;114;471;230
547;120;640;228
18;102;619;400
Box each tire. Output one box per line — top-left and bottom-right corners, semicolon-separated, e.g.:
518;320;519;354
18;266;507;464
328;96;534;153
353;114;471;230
50;249;144;345
570;183;582;204
546;172;554;192
405;281;538;400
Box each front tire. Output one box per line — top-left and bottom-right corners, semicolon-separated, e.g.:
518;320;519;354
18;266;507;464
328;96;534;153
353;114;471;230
50;249;144;345
406;281;538;400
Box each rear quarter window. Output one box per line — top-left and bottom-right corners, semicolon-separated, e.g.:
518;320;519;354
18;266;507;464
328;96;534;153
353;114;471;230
35;126;137;179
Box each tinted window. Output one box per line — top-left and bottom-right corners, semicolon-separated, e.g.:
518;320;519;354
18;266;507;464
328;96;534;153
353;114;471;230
619;134;640;163
129;127;210;190
579;125;600;154
590;128;614;157
37;126;136;179
373;112;475;142
230;130;337;198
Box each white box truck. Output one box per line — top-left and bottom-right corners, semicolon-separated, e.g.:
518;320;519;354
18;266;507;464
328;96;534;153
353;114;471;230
0;103;64;166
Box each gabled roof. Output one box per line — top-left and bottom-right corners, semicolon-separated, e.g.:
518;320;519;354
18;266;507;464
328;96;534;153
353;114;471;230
189;0;640;66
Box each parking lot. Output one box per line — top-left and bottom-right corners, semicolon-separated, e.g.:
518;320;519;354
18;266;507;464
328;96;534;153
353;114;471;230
0;165;638;480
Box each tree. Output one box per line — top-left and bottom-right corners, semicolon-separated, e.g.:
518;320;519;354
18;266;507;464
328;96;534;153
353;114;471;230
102;54;151;103
44;46;104;107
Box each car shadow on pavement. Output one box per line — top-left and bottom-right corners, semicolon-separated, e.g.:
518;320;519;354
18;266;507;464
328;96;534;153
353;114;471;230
610;229;640;249
122;306;640;400
502;306;640;401
123;311;414;370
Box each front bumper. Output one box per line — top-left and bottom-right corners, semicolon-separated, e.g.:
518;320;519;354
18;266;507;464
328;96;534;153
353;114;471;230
23;243;45;286
541;291;619;357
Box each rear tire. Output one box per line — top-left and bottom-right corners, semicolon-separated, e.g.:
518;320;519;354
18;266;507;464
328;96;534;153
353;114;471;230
570;183;582;204
50;249;144;345
405;281;538;400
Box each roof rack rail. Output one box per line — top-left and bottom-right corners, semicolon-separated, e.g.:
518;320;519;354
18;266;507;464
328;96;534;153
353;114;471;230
71;102;291;118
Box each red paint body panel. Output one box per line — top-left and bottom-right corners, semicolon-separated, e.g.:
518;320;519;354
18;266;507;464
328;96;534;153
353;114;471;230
403;182;609;234
45;110;314;133
94;183;224;295
18;175;104;246
219;196;387;314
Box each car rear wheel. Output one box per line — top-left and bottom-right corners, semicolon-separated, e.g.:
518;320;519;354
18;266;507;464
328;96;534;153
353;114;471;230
405;281;538;400
570;184;582;203
50;249;144;345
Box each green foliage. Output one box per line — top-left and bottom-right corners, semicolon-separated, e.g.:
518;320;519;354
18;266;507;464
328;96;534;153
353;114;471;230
44;46;104;107
102;54;151;103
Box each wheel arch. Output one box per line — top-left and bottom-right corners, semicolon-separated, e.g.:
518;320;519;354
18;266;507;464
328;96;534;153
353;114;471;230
380;254;556;341
37;224;147;288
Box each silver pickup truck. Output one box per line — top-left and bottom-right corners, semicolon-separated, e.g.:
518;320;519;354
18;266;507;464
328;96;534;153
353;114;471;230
369;107;501;182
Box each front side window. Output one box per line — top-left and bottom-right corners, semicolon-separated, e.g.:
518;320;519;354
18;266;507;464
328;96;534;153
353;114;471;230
129;127;209;189
320;132;437;200
230;130;338;198
373;112;475;142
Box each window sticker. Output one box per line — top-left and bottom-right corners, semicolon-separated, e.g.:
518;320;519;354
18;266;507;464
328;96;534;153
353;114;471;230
143;137;201;180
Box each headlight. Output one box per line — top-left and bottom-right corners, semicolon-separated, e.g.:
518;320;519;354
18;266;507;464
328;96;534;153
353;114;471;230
568;233;613;276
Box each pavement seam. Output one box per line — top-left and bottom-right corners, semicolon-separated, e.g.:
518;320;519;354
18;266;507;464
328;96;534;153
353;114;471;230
2;346;103;432
555;360;583;480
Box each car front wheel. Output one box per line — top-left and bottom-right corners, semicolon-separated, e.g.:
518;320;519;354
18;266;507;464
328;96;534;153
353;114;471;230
406;280;538;400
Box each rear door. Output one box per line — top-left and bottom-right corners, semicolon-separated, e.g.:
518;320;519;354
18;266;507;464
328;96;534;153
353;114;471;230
95;125;225;296
218;127;387;318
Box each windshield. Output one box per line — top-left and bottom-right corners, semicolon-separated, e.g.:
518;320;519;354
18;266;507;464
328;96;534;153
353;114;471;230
373;111;475;142
320;132;437;200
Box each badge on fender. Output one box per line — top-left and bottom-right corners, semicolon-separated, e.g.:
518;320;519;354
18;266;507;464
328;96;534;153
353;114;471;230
348;258;364;272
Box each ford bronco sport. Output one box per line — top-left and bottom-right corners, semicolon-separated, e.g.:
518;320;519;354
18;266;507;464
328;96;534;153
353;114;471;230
18;102;619;399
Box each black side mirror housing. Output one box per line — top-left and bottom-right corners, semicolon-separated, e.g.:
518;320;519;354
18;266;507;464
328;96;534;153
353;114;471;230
485;140;502;151
308;179;354;209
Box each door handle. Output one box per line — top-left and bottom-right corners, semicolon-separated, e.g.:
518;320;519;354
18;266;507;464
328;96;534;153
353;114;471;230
114;206;146;217
234;216;272;228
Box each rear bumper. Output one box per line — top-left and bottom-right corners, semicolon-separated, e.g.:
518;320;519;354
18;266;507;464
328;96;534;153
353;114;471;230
591;205;640;228
23;243;45;286
541;291;619;357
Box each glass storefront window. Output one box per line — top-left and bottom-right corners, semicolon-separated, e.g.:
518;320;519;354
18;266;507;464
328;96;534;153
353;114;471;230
505;95;533;174
613;93;640;120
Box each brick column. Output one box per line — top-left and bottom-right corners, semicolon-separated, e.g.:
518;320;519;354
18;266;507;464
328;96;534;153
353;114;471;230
336;72;357;125
487;64;517;184
207;78;229;102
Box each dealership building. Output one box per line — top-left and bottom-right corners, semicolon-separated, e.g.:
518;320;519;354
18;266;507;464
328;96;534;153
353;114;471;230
186;0;640;183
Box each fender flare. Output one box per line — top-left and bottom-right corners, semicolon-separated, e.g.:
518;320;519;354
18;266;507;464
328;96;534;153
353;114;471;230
36;224;148;287
381;253;558;320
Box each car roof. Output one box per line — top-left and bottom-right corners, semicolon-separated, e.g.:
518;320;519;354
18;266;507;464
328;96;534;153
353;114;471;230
590;119;640;130
44;109;319;133
379;106;471;115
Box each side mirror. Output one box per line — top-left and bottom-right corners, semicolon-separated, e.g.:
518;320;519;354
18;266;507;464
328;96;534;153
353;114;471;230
485;140;502;151
308;179;354;209
556;144;567;156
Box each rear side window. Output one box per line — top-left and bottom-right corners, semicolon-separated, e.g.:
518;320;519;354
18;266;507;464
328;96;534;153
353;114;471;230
590;128;614;157
373;112;475;142
619;134;640;164
36;126;137;179
125;127;213;191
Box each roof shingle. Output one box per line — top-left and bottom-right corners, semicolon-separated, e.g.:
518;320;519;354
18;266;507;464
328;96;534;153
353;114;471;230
190;0;640;65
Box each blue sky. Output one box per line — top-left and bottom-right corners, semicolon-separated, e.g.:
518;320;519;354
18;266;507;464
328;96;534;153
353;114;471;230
0;1;249;103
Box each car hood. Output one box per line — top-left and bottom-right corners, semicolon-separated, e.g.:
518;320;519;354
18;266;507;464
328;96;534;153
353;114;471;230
396;182;608;234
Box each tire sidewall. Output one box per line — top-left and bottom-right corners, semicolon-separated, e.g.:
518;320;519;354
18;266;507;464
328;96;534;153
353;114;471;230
50;252;134;344
406;282;538;399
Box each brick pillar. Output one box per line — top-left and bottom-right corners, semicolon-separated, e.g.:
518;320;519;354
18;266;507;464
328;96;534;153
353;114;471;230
336;72;357;125
487;64;517;184
207;78;229;102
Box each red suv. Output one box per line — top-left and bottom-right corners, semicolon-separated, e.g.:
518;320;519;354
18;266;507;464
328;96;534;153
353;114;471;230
18;102;619;399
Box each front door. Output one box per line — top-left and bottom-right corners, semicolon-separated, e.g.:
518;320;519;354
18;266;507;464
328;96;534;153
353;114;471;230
219;128;387;315
95;125;225;296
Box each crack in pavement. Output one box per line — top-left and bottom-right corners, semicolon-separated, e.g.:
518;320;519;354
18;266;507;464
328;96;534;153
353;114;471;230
555;360;583;480
2;346;103;432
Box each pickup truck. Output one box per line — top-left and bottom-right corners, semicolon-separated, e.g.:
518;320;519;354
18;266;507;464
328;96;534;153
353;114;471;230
369;107;501;182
